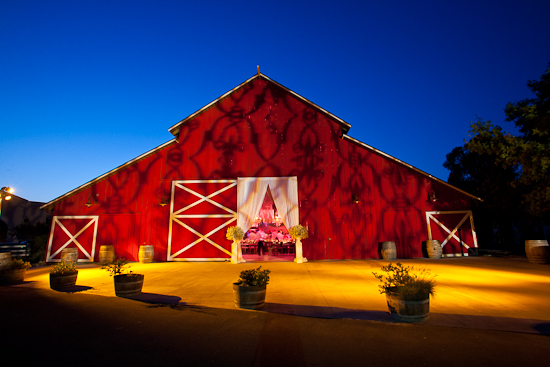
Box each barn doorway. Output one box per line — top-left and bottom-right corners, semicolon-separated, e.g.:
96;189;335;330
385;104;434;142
235;176;300;263
241;188;295;262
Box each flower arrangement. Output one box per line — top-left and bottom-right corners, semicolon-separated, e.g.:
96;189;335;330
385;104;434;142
236;266;271;287
226;226;244;241
372;262;436;300
50;260;77;275
103;258;134;277
289;225;309;240
1;259;31;271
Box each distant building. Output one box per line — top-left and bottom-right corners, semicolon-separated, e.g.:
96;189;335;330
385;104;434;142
0;194;49;242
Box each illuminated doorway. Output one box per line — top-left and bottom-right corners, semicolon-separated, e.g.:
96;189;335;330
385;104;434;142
235;177;301;263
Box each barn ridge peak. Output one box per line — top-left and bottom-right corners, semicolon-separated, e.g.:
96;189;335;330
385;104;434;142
167;72;352;141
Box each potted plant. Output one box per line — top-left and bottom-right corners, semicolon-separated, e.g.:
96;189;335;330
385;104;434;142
103;258;144;297
372;262;436;322
226;226;245;264
233;266;271;309
50;260;78;290
289;224;309;263
0;258;31;285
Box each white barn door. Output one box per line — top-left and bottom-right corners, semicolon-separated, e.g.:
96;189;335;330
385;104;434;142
167;180;237;261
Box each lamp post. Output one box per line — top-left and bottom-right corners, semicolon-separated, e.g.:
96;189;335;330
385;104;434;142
0;187;14;220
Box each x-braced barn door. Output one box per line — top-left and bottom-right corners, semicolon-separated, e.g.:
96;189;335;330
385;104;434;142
425;211;478;256
167;180;237;261
46;216;99;262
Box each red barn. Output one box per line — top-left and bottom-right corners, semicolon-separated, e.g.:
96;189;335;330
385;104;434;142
41;73;480;263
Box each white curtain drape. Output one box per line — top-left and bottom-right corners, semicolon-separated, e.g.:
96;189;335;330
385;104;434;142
237;177;299;233
270;177;299;230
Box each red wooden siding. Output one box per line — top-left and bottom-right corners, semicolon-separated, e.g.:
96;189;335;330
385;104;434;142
45;75;477;262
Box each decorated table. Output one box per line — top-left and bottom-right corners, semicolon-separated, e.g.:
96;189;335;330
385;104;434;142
241;238;295;255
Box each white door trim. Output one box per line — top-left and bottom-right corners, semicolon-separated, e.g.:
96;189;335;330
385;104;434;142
425;210;478;257
46;215;99;262
167;180;237;261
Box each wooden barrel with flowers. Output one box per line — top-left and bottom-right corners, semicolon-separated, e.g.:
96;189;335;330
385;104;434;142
49;260;79;290
386;289;430;322
0;268;27;285
50;272;78;290
0;259;30;285
114;274;145;297
233;283;267;309
373;263;435;323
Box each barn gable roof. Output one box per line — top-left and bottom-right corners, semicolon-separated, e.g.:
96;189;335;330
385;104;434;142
41;72;481;210
168;72;351;141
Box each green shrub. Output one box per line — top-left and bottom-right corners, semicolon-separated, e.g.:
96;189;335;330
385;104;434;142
50;261;77;275
237;266;271;287
1;259;31;271
372;262;436;298
103;258;133;277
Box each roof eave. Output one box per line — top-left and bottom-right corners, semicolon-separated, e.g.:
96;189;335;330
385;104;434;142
40;139;177;210
342;134;483;202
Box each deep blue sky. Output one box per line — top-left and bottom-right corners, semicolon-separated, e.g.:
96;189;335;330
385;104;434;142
2;0;549;203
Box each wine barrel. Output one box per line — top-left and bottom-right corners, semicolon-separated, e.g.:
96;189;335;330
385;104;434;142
233;283;267;309
426;240;443;259
60;248;78;263
114;274;144;297
525;240;549;264
386;293;430;322
138;245;154;263
0;268;26;285
380;241;397;260
99;245;115;265
0;252;12;270
50;272;78;290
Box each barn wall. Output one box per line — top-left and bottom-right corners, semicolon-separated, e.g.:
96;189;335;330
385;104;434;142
48;77;475;262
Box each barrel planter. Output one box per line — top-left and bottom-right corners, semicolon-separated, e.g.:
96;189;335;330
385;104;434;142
426;240;443;259
114;274;144;297
60;248;79;263
99;245;115;265
385;288;430;323
233;283;267;310
380;241;397;260
50;271;78;290
525;240;549;264
0;268;27;285
0;252;12;270
138;245;154;263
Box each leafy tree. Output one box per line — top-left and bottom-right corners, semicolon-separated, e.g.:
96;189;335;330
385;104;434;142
443;143;520;215
465;63;550;218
